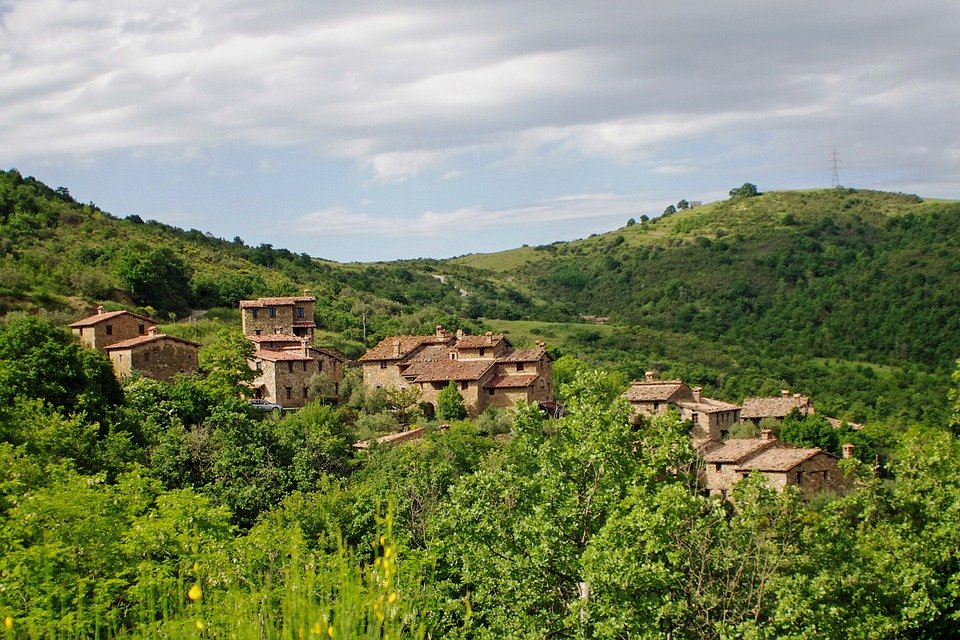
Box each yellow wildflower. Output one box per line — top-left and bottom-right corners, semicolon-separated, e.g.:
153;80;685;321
195;619;205;631
387;591;398;604
4;616;13;631
327;625;334;637
188;584;203;601
313;621;322;635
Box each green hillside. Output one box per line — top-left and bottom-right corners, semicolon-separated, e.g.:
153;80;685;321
2;168;959;424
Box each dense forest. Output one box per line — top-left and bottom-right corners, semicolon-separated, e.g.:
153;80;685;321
2;169;960;638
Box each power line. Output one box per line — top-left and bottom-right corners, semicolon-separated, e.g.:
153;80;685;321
829;147;841;188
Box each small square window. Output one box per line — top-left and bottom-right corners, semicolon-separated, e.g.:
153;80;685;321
285;387;292;399
296;307;305;318
138;324;145;335
268;308;277;318
380;361;388;369
105;325;113;336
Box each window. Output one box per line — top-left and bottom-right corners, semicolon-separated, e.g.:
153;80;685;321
296;307;305;318
335;383;339;395
479;348;485;356
796;471;804;485
138;324;145;335
380;361;388;369
105;325;113;336
516;362;524;371
255;329;261;336
285;387;292;399
287;361;294;373
460;381;468;390
488;388;495;395
714;463;722;472
268;307;277;318
449;352;457;360
303;387;309;398
303;361;308;372
255;361;261;371
691;412;699;426
318;361;323;372
143;351;150;363
252;309;259;319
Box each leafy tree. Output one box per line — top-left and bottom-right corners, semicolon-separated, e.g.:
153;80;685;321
663;204;677;216
197;329;256;402
729;182;760;198
432;371;641;636
113;246;193;316
436;381;467;421
677;199;690;210
626;217;637;226
0;315;122;423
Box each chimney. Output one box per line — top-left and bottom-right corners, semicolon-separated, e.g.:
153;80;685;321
392;338;401;357
147;326;157;336
761;429;775;441
794;393;803;406
303;288;310;296
535;340;545;348
436;324;446;338
842;443;855;459
301;337;310;357
96;305;106;315
692;386;702;402
781;389;790;397
456;328;464;339
645;370;656;382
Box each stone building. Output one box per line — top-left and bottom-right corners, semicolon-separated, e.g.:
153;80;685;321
239;295;345;408
69;306;155;353
358;326;554;416
104;327;200;382
675;386;741;440
697;430;853;499
240;293;316;338
740;389;815;425
622;372;740;439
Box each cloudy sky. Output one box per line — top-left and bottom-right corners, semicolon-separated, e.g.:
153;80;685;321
2;1;958;261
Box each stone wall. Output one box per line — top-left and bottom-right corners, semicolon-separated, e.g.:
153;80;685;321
75;313;150;353
109;338;199;382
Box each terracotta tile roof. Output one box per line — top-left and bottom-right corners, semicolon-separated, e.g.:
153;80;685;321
104;333;200;350
735;447;831;472
311;347;347;362
69;309;154;328
239;296;315;308
693;438;724;454
406;359;494;382
455;333;507;349
255;349;313;362
404;343;453;363
676;397;741;414
358;335;452;362
623;381;692;403
498;346;548;362
740;395;812;419
703;438;779;464
483;373;539;389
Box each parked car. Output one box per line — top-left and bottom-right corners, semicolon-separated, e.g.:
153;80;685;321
249;399;283;412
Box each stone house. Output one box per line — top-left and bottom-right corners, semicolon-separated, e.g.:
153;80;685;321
358;326;554;416
676;386;741;440
697;430;853;499
104;327;200;382
240;292;316;338
69;305;155;353
740;389;814;425
622;372;740;439
622;371;695;418
239;296;345;408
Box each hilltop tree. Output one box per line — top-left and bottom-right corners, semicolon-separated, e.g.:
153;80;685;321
114;246;193;316
729;182;760;198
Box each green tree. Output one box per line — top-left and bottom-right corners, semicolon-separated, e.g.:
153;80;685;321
197;329;256;402
436;381;467;421
114;246;193;316
729;182;760;198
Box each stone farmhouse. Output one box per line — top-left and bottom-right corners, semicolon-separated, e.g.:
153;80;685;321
70;306;156;352
70;306;200;381
696;430;854;500
105;327;201;383
358;326;554;416
240;293;316;338
240;294;345;409
740;389;815;425
622;371;740;440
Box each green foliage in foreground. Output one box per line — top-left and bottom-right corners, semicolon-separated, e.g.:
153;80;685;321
1;356;960;638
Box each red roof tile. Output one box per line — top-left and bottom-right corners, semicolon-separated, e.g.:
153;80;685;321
104;333;200;350
358;335;452;362
483;373;539;389
703;438;779;464
498;346;548;362
740;395;813;419
406;359;493;382
239;296;315;308
69;309;154;328
455;334;507;349
255;349;313;362
623;381;692;402
735;447;832;472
